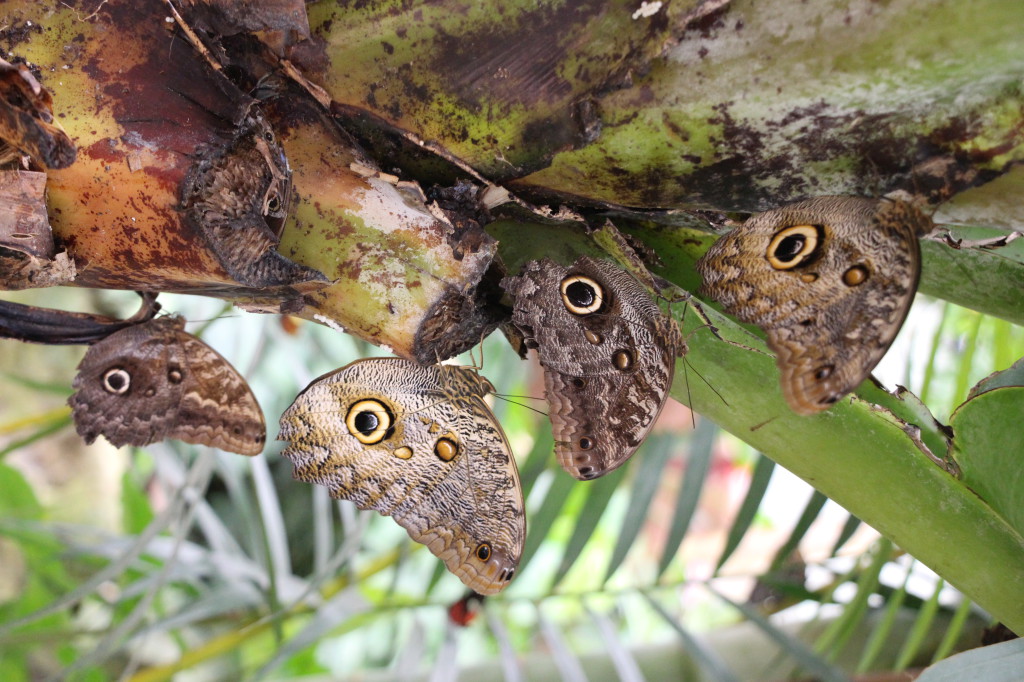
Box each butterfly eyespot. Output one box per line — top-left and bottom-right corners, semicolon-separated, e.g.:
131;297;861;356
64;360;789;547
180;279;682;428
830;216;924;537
800;318;814;327
502;567;515;581
475;543;491;562
577;466;594;478
800;273;818;283
345;399;393;444
233;426;242;435
814;365;835;380
101;368;131;394
435;437;459;462
820;394;840;405
842;265;869;286
766;225;822;270
394;446;414;459
584;330;603;345
167;367;183;384
263;129;276;143
571;377;586;389
612;349;634;371
578;436;594;450
560;274;605;315
266;194;282;213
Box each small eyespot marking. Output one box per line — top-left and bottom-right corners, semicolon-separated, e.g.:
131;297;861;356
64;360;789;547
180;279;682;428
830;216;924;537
102;368;131;395
345;399;393;445
800;273;818;283
584;330;603;345
167;367;183;384
267;194;282;213
475;543;491;562
578;436;594;450
766;225;821;270
571;377;586;389
842;265;869;287
612;349;634;371
394;446;413;459
814;365;834;380
560;274;605;315
435;437;459;462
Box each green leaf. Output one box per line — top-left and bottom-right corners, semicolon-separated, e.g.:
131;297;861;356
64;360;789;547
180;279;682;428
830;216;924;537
121;471;154;534
771;490;828;571
0;464;42;520
715;454;775;573
603;434;676;584
552;465;624;587
657;418;717;578
916;639;1024;682
952;358;1024;538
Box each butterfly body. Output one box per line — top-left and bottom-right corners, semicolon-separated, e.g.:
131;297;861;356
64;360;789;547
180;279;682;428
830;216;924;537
278;358;523;595
502;256;684;480
68;316;266;455
695;196;932;414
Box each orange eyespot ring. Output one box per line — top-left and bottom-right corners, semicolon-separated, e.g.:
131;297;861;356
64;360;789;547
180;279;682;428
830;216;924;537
345;399;393;444
766;225;821;270
475;543;491;562
102;368;131;395
560;274;605;315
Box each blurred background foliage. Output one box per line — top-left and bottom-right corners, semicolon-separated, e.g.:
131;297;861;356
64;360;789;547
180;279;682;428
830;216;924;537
0;285;1020;680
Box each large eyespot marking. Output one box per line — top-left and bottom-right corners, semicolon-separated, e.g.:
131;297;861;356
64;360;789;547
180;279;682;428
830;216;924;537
612;349;634;371
578;436;594;450
560;274;605;315
842;265;869;287
475;543;491;562
266;194;282;213
766;225;822;270
435;436;459;462
102;368;131;395
345;399;393;444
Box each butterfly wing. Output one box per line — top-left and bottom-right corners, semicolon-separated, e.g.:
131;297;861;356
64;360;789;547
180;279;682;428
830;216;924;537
166;329;266;455
69;317;266;454
502;257;683;480
278;358;524;595
696;197;928;414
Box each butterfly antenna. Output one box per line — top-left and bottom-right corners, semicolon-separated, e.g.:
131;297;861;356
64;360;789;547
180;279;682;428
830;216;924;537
492;394;549;418
685;357;728;407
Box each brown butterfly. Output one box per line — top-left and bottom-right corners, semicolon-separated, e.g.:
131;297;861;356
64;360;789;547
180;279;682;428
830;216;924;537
501;256;685;480
69;316;266;455
695;196;932;414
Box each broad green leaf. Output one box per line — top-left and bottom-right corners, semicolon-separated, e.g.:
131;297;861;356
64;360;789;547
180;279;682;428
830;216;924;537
916;639;1024;682
952;359;1024;538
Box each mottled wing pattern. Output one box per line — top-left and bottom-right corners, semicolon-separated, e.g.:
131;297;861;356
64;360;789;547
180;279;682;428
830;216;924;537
278;358;524;595
166;330;266;455
502;257;684;480
695;196;929;414
69;317;266;454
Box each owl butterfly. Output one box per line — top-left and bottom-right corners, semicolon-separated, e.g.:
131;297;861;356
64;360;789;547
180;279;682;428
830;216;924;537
68;316;266;455
278;358;524;595
695;196;933;415
501;257;685;481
